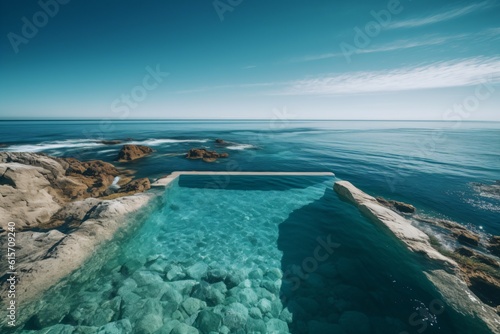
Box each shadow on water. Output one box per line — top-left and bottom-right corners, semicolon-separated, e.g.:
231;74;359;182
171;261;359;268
277;188;492;334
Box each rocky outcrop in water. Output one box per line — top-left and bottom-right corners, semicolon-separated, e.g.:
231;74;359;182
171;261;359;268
0;152;155;322
334;180;500;333
186;149;229;163
0;152;151;230
117;144;153;162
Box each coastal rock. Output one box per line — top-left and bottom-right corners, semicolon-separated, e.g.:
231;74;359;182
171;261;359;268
117;144;153;162
488;236;500;257
454;247;499;268
335;180;500;333
334;181;454;266
463;269;500;306
118;177;151;194
186;148;229;163
375;197;415;214
453;230;480;246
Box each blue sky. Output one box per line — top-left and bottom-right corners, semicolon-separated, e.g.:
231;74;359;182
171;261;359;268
0;0;499;120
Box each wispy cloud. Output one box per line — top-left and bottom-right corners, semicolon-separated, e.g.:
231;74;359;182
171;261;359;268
290;35;465;62
276;57;500;95
389;1;492;29
290;27;500;63
242;65;257;69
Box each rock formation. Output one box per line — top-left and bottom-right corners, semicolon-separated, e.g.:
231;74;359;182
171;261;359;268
0;152;155;323
0;152;148;230
186;148;229;163
117;144;153;162
334;180;500;333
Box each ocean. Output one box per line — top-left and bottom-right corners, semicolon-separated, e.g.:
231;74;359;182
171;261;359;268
1;120;499;333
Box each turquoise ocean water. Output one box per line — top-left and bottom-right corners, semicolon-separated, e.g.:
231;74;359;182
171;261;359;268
0;120;499;333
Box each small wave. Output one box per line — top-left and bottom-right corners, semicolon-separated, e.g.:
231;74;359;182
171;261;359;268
226;144;257;150
98;149;117;154
128;138;209;146
6;139;102;153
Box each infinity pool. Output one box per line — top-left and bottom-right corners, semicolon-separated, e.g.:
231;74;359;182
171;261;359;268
17;176;491;334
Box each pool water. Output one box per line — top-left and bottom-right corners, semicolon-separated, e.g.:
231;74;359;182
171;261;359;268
17;176;492;334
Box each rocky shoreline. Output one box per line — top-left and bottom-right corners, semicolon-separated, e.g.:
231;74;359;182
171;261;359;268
0;152;157;326
334;180;500;333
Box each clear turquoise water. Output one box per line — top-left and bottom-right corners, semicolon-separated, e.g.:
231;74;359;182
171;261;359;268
14;176;493;333
0;120;499;333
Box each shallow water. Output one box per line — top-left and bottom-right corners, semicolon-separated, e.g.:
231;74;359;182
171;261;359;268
14;176;493;333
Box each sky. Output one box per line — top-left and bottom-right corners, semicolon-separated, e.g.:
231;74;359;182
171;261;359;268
0;0;499;120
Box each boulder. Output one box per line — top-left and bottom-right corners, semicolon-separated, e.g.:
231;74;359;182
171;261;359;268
222;302;249;329
181;297;204;316
117;144;153;162
194;310;222;334
186;262;209;280
266;318;289;332
186;148;229;163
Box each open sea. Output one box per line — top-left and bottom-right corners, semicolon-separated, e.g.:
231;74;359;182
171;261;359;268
1;120;499;333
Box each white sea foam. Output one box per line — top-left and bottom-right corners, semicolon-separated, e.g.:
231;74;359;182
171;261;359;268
226;144;257;150
128;138;209;146
6;139;102;152
110;176;121;190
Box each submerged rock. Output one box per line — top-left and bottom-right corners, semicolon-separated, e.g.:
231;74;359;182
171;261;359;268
222;302;249;329
194;310;222;334
186;262;209;280
117;144;153;162
170;323;199;334
266;318;289;332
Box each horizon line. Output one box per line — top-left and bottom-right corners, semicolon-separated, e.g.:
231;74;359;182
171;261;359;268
1;118;500;122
